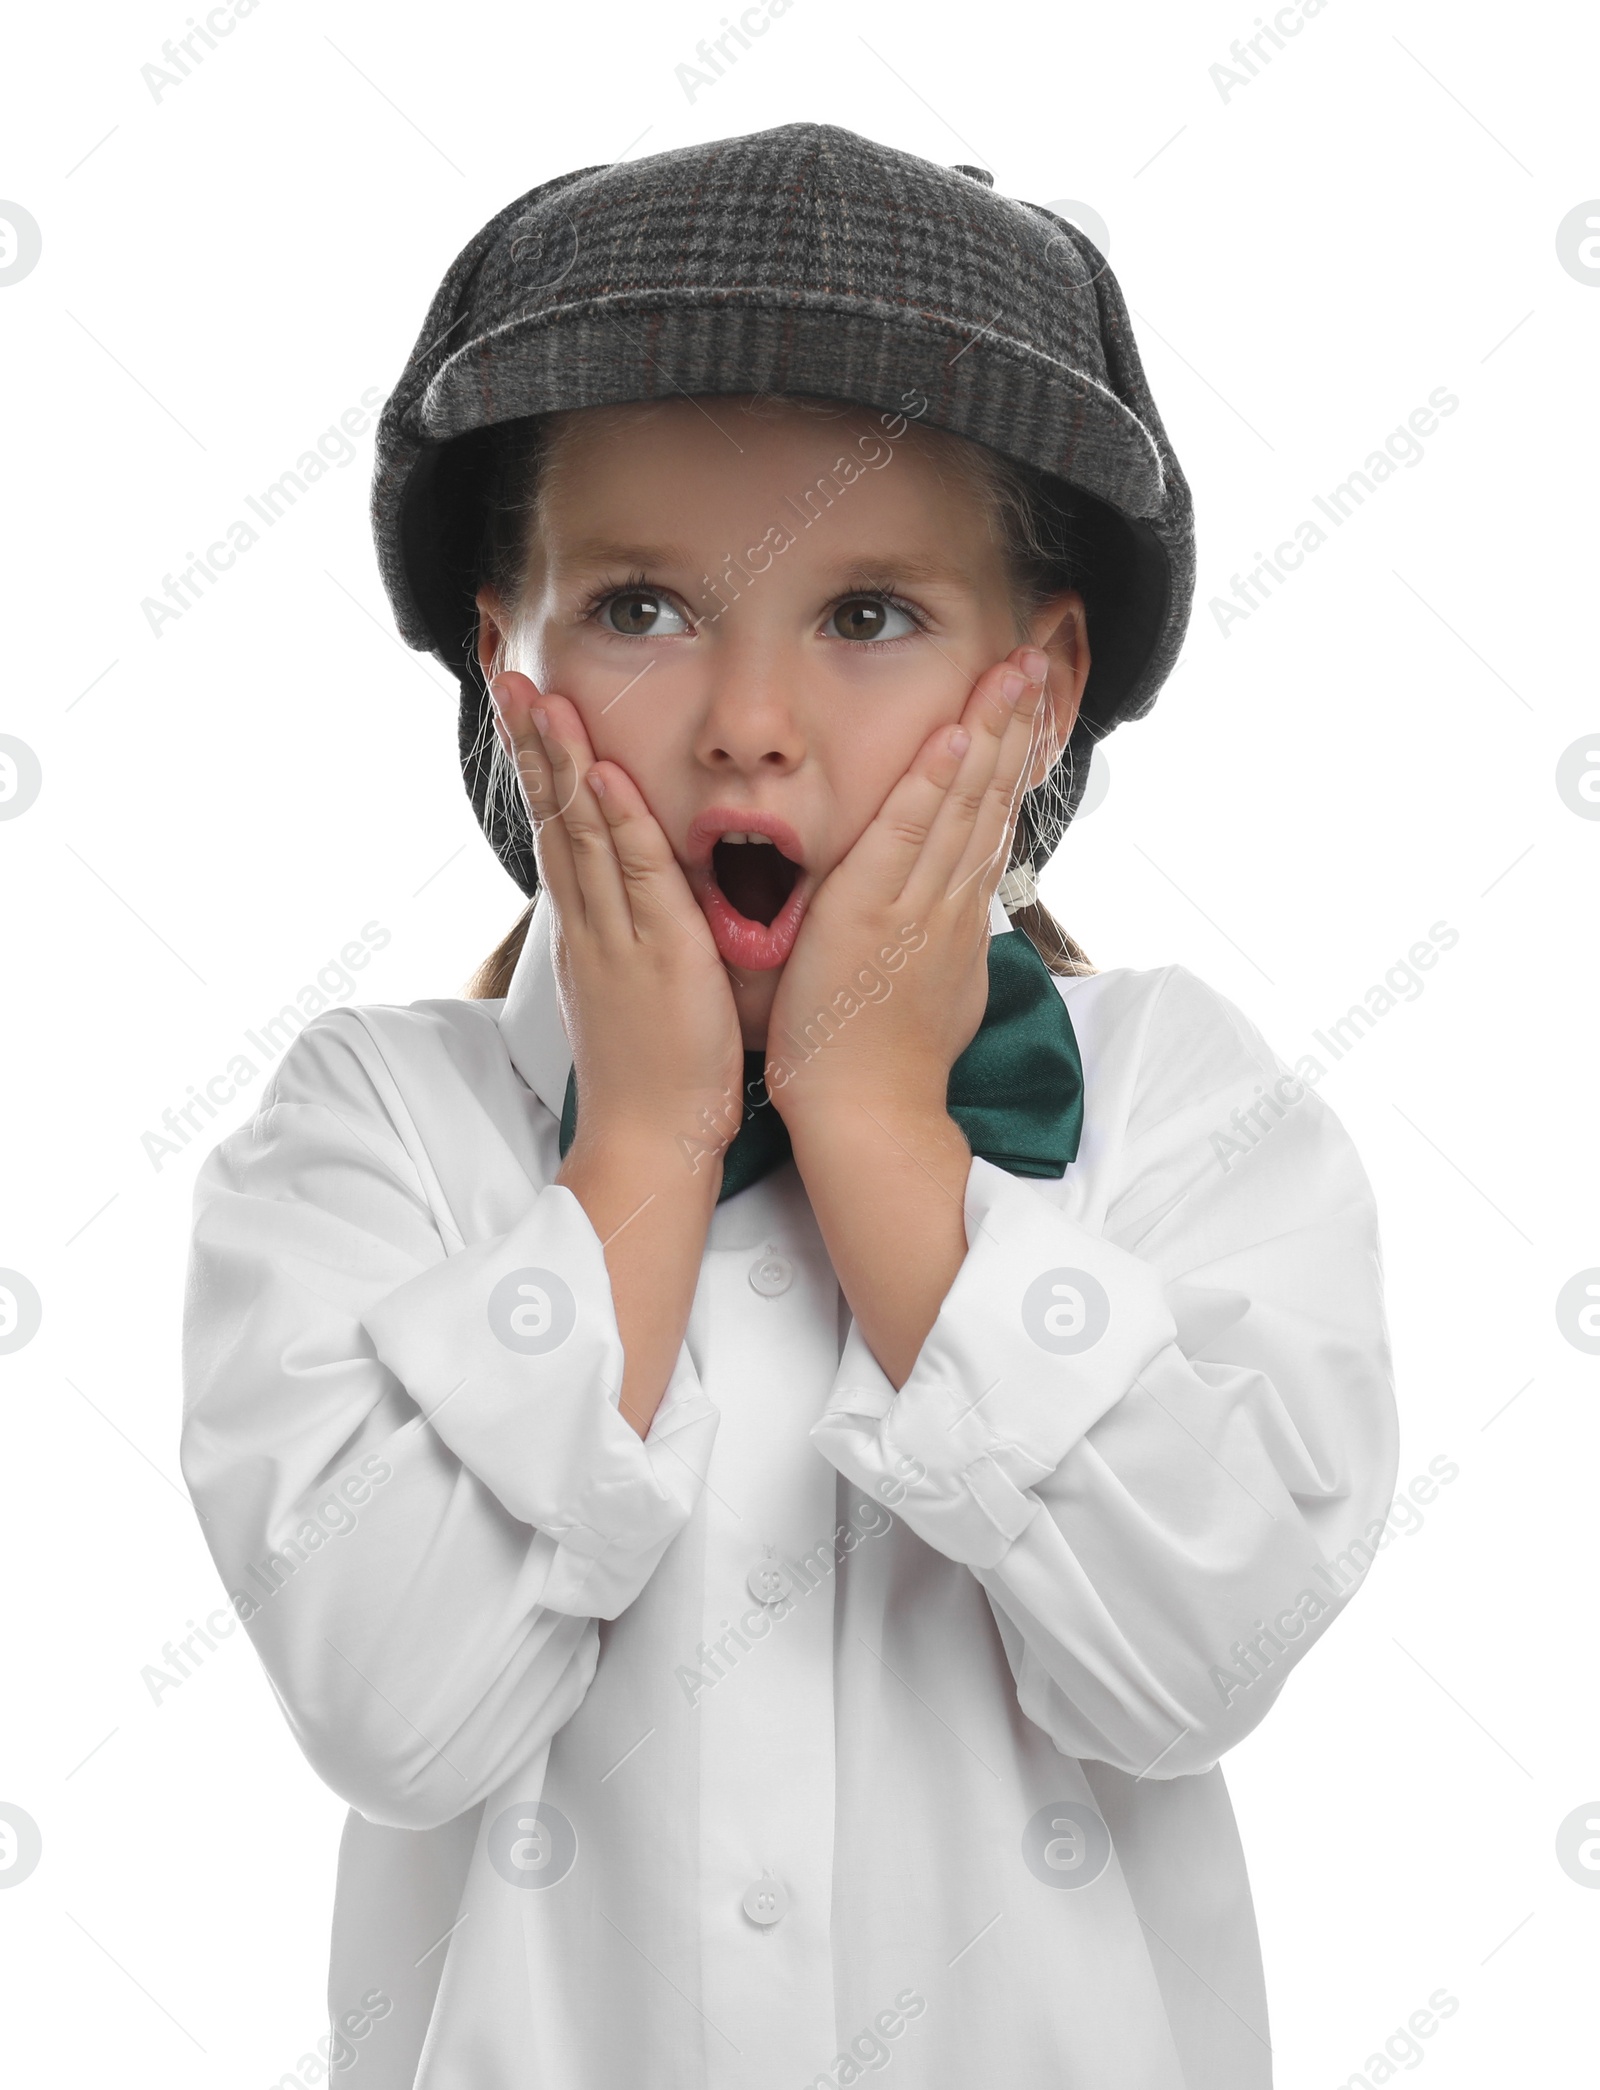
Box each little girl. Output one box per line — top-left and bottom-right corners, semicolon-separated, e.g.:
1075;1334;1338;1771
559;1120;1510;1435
181;124;1399;2090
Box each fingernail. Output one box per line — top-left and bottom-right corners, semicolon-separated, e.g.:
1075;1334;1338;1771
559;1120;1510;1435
1020;648;1049;684
948;725;971;755
531;706;550;734
588;767;606;797
1001;671;1026;703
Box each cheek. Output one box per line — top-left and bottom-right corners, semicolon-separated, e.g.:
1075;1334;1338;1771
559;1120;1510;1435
807;707;933;869
828;732;901;814
567;662;688;823
536;629;673;765
587;704;683;810
819;668;958;794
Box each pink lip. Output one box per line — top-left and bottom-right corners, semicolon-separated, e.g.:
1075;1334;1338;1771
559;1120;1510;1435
686;806;813;971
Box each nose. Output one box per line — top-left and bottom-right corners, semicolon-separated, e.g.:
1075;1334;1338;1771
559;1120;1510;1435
690;640;806;778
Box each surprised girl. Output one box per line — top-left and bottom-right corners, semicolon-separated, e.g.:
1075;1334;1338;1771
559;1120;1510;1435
181;122;1399;2090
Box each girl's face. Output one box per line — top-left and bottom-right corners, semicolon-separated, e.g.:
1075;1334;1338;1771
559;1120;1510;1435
476;395;1088;1039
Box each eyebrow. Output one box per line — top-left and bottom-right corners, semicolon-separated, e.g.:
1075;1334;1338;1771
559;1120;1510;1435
549;538;700;574
831;555;977;593
549;537;978;592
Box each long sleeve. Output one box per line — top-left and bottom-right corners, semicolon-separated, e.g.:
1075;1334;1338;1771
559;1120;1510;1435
180;1010;717;1831
809;964;1398;1780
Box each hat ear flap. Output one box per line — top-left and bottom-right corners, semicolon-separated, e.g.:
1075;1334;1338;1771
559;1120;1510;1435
1013;201;1194;741
1073;226;1195;728
416;426;543;902
1014;706;1107;876
398;429;506;676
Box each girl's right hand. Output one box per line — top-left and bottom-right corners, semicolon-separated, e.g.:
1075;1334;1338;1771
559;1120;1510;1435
489;671;746;1182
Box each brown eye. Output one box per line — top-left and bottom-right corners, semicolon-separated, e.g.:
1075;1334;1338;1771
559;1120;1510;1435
829;595;918;644
599;589;691;637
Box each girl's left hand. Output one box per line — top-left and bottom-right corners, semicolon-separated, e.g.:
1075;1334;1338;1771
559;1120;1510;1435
765;644;1050;1125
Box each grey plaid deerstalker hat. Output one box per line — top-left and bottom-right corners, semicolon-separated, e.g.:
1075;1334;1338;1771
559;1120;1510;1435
370;121;1195;897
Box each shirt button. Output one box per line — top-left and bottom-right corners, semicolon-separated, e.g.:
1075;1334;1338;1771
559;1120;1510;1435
749;1252;794;1297
746;1558;795;1606
741;1874;789;1926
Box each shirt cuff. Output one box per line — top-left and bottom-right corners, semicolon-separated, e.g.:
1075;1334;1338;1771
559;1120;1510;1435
362;1181;717;1617
809;1157;1178;1569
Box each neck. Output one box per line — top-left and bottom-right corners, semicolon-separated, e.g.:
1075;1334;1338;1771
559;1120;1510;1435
730;968;780;1052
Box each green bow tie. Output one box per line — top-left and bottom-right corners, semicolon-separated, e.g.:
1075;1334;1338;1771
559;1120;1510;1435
558;930;1084;1202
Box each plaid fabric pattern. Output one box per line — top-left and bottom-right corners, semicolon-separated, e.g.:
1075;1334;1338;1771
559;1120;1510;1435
369;122;1195;891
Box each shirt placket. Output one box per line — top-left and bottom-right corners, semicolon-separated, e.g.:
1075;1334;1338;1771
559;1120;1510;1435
695;1206;841;2087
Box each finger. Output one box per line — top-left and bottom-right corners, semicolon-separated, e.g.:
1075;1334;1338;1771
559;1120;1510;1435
584;758;718;957
895;652;1035;911
490;670;583;919
490;671;580;822
530;692;636;941
942;650;1052;907
839;714;976;905
491;675;626;936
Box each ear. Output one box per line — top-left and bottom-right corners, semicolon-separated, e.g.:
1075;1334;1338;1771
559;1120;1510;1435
1021;588;1090;791
475;585;510;687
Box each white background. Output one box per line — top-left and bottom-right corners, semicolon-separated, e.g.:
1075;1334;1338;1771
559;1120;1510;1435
2;0;1596;2083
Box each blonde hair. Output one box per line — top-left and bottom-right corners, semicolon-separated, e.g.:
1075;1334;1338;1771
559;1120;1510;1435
464;393;1099;999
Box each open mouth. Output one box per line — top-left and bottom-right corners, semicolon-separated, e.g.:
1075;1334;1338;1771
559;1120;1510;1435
689;811;813;970
710;834;804;927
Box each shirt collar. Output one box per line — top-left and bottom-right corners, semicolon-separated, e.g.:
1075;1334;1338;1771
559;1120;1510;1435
497;888;571;1118
498;886;1013;1113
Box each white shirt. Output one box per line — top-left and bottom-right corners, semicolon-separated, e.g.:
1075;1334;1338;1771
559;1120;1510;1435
181;891;1398;2090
